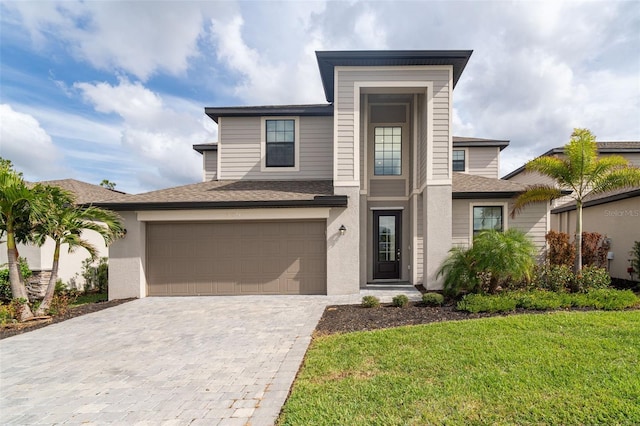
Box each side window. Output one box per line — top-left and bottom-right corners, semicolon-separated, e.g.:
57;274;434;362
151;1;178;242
452;149;465;172
473;206;503;235
374;126;402;175
265;119;295;167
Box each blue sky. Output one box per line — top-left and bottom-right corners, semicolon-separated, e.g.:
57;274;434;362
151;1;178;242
1;0;639;194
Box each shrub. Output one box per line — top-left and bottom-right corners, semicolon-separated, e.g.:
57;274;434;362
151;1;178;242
82;257;109;293
582;232;609;268
456;293;517;313
533;264;573;292
0;298;26;325
513;290;572;310
438;230;536;297
571;289;639;310
392;294;409;308
0;258;32;301
546;231;575;267
572;266;611;293
361;295;380;308
630;241;640;279
422;292;444;306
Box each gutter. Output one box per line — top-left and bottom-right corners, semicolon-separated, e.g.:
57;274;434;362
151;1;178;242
551;189;640;214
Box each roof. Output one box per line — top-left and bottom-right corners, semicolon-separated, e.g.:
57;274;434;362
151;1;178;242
93;180;347;211
37;179;127;204
453;136;510;151
503;141;640;180
192;143;218;153
205;104;333;123
551;186;640;213
452;173;527;198
316;50;473;102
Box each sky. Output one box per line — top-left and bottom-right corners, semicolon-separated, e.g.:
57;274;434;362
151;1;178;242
1;0;638;194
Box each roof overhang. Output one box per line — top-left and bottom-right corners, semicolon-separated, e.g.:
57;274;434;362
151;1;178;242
551;188;640;214
316;50;473;102
205;104;333;123
452;191;521;199
192;143;218;154
453;137;510;151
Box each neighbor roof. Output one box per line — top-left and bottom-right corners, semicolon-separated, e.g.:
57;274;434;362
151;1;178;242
503;141;640;180
93;180;347;211
452;173;527;198
453;136;510;151
316;50;473;102
38;179;126;204
551;185;640;213
205;104;333;123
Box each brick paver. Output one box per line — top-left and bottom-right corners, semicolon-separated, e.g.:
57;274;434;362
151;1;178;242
0;288;420;425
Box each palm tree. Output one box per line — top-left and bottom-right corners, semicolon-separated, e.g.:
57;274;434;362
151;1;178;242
511;128;640;271
33;185;124;316
0;161;43;320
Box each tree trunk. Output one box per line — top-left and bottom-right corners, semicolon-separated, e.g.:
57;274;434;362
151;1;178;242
575;200;583;273
6;229;34;321
36;242;60;316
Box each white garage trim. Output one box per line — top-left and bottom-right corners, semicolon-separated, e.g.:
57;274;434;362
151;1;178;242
138;207;331;222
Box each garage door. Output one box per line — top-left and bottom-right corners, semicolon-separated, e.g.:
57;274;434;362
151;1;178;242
146;221;326;296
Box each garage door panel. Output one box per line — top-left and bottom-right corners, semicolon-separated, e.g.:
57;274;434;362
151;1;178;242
147;221;326;296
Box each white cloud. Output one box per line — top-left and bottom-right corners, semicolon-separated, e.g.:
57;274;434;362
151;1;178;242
0;104;66;178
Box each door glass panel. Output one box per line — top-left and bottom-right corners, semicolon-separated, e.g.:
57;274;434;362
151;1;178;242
378;216;396;261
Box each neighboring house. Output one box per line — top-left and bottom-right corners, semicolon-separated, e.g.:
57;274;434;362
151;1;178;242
504;142;640;280
98;50;548;299
0;179;125;291
551;186;639;280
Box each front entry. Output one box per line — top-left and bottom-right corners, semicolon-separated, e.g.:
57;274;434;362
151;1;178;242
373;210;402;280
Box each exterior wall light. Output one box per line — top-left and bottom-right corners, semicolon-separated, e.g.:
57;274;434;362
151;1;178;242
339;224;347;235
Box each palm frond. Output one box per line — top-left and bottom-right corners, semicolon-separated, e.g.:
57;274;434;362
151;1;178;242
564;128;598;182
525;156;572;183
511;185;563;218
590;167;640;195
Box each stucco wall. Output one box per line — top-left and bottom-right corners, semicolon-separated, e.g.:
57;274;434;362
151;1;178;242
327;187;361;295
109;211;147;300
423;185;452;290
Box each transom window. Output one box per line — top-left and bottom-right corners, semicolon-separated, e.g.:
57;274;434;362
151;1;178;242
473;206;503;235
453;149;466;172
374;126;402;175
266;119;295;167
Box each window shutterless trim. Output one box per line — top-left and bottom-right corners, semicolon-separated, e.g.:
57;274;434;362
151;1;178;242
260;116;300;172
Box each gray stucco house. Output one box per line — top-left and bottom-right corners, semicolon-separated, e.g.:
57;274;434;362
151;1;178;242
99;50;548;299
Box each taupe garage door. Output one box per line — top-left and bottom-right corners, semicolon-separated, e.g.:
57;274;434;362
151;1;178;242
146;221;326;296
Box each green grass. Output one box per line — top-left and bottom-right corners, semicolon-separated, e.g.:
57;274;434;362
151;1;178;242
279;311;640;425
70;292;107;307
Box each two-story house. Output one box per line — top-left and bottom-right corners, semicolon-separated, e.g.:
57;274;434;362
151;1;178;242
100;50;548;299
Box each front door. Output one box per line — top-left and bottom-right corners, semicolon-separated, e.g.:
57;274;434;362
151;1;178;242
373;210;401;280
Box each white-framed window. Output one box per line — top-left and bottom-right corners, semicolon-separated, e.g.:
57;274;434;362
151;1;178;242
374;126;402;176
470;202;508;237
261;116;300;171
452;149;467;172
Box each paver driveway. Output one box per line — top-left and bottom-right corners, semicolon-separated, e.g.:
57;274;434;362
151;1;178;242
0;296;330;426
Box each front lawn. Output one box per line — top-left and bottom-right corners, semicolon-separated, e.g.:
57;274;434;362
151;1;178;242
279;311;640;425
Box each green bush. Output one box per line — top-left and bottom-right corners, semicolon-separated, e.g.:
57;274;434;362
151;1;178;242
361;295;380;308
422;292;444;306
630;241;640;278
513;290;572;310
392;294;409;308
533;264;573;292
82;257;109;293
571;289;639;311
0;258;32;301
572;266;611;293
456;293;517;313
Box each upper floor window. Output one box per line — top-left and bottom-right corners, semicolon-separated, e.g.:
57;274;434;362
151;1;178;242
453;149;466;172
374;126;402;175
473;206;503;235
266;119;295;167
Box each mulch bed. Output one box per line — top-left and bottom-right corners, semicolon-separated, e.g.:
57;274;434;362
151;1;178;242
0;298;135;340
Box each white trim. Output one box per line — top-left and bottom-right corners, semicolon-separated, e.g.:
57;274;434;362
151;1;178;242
369;206;405;210
260;116;300;172
412;94;418;192
412;194;418;284
216;117;223;180
334;180;360;187
337;65;454;73
426;82;434;180
137;207;331;222
447;67;453;180
424;179;452;187
363;94;368;192
367;197;409;202
469;201;509;244
452;147;469;173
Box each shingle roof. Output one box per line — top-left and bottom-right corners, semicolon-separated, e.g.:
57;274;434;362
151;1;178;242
205;104;333;123
37;179;127;204
452;173;526;198
551;185;640;213
503;141;640;179
95;180;347;211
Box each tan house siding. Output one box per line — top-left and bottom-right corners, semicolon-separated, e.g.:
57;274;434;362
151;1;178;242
203;151;217;181
418;93;428;187
334;67;450;183
468;147;500;178
219;116;333;180
554;196;640;280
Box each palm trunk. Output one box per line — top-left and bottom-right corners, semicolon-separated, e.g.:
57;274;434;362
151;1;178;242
575;200;583;273
36;242;60;316
6;228;34;321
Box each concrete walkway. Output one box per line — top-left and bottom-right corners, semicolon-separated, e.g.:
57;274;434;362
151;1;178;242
0;288;421;425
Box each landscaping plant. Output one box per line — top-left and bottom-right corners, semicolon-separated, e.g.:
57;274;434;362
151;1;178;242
422;292;444;306
391;294;409;308
630;241;640;280
0;257;31;302
545;230;575;267
361;295;380;308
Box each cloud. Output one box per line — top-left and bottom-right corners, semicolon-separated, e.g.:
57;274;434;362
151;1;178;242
0;104;66;178
4;1;206;80
74;78;215;190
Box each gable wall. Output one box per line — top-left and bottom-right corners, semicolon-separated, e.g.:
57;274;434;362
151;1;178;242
467;147;500;178
203;151;217;181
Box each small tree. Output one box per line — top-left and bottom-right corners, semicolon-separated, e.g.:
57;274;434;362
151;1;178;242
512;128;640;272
99;179;116;190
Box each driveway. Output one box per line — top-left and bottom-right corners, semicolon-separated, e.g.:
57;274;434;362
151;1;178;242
0;296;330;426
0;288;421;425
